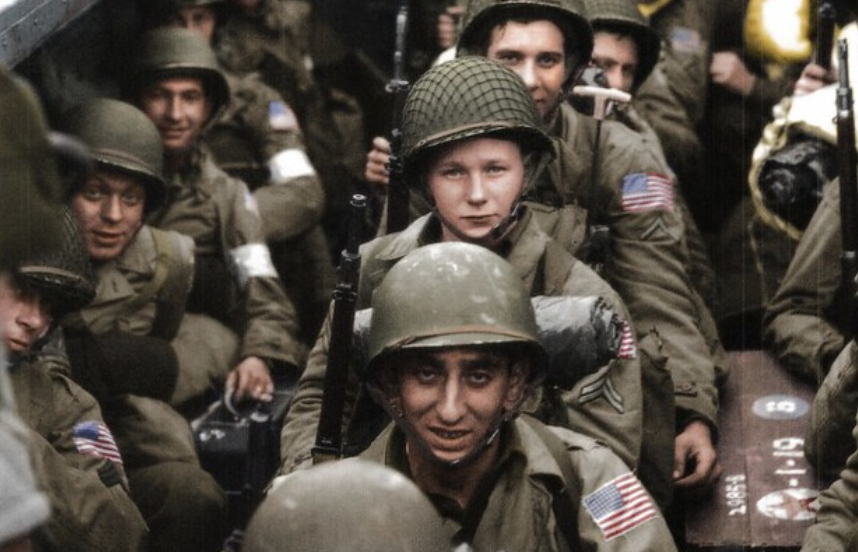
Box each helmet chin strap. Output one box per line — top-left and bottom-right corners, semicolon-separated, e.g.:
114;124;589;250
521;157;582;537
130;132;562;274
433;200;524;251
367;384;526;471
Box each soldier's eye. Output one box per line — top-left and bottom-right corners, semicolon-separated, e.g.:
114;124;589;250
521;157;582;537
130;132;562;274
81;187;105;201
121;191;143;206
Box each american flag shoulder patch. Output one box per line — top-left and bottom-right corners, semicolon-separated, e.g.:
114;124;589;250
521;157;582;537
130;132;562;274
617;321;637;359
621;173;674;213
72;421;123;465
583;472;657;541
269;101;299;132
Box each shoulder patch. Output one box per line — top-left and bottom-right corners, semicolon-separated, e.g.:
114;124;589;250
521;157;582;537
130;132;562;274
617;321;637;360
670;27;702;53
72;421;123;464
244;190;260;216
269;101;299;132
583;472;658;540
621;173;674;212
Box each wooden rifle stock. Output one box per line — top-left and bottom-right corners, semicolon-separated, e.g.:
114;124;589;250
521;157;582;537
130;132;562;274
385;0;411;234
837;40;858;339
313;194;367;463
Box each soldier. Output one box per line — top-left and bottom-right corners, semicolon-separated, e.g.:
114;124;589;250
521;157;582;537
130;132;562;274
582;0;718;311
760;21;858;382
128;27;307;403
0;66;64;269
281;57;646;485
364;0;725;506
149;0;334;345
215;0;367;258
801;380;858;550
247;459;449;552
458;0;728;502
357;241;677;550
58;98;229;552
3;209;149;552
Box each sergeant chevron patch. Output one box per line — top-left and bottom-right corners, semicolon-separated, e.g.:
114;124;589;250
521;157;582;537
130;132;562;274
641;216;679;241
579;374;625;413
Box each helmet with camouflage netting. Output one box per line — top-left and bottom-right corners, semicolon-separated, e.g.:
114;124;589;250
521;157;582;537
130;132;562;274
245;459;449;552
401;56;553;190
583;0;660;90
60;98;167;213
130;27;230;126
457;0;594;87
17;207;96;317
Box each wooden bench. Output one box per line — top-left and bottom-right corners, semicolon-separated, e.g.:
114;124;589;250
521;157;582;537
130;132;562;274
684;350;820;550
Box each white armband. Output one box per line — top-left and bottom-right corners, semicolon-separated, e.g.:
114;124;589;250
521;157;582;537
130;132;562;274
267;149;316;185
230;243;278;289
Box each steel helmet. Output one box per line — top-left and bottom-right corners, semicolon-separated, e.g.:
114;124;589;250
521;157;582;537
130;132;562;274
365;241;548;386
131;27;230;125
401;56;553;189
60;98;167;213
245;459;450;552
583;0;660;90
0;66;64;270
17;207;96;316
457;0;594;87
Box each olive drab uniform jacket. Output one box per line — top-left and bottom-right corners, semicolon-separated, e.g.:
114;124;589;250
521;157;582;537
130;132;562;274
148;146;307;372
806;341;858;483
764;178;849;384
280;210;645;480
61;224;219;405
214;0;367;256
534;102;727;438
64;225;194;341
610;102;718;312
801;394;858;551
209;70;324;244
360;418;678;552
10;352;148;552
205;68;334;346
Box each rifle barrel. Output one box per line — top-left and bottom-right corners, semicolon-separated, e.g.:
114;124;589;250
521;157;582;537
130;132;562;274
837;39;858;338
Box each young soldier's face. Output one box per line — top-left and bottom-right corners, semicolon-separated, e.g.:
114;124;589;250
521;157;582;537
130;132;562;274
592;31;639;93
395;347;525;464
169;6;217;42
70;170;146;263
0;274;52;354
427;138;524;243
140;77;212;157
486;20;566;122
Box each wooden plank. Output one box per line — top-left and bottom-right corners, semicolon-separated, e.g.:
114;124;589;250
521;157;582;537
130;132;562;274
685;350;819;550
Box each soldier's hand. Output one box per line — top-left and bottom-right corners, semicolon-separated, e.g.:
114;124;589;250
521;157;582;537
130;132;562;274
793;63;832;96
365;136;392;186
673;420;722;498
710;52;756;97
226;356;274;403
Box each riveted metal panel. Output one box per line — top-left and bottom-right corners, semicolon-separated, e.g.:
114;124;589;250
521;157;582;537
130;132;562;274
0;0;102;67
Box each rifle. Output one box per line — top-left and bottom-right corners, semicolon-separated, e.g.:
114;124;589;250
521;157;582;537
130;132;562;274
837;39;858;339
571;84;632;275
312;194;367;464
815;0;837;71
385;0;412;234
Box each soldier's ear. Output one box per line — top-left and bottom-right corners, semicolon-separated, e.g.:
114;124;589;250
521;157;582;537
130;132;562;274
503;360;530;411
